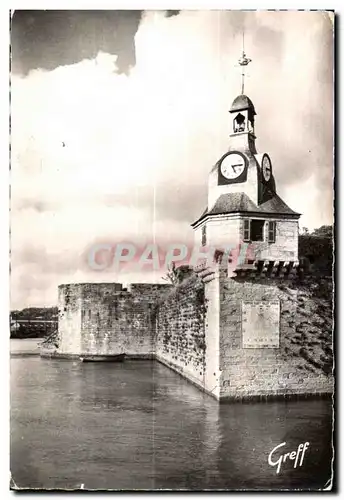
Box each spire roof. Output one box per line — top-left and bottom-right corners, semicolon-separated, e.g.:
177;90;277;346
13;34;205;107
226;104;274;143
230;94;256;115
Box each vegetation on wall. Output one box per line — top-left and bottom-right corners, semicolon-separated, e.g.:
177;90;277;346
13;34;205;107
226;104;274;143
280;224;333;377
298;225;333;276
162;263;194;284
281;279;333;377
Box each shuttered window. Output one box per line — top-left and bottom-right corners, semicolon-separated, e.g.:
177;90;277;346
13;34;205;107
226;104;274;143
243;219;250;241
268;221;276;243
202;225;207;246
251;220;264;241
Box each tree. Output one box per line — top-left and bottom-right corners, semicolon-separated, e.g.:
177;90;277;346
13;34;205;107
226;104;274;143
162;263;193;285
298;224;333;276
162;262;178;285
311;225;332;239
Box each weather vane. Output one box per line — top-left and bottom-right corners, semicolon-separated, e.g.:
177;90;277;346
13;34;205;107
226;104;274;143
237;31;252;94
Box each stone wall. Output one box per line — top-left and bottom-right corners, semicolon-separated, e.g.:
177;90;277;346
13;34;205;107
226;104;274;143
58;284;82;356
57;283;168;358
215;270;333;400
155;274;207;389
203;269;221;398
55;269;333;401
194;217;298;264
205;216;241;250
246;219;299;262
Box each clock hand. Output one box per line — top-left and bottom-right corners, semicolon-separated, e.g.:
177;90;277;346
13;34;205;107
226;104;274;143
231;163;243;173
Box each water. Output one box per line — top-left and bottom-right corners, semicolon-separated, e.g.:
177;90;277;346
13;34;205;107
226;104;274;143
11;354;333;490
10;338;43;355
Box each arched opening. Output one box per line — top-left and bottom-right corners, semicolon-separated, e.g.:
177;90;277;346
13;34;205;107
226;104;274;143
233;113;246;133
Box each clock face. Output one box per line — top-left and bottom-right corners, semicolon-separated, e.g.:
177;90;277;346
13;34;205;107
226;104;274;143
220;153;246;180
262;154;272;182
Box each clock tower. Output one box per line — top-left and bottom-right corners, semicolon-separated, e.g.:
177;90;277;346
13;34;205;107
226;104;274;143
191;50;301;269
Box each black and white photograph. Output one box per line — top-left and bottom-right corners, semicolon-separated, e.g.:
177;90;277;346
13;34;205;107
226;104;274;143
9;9;334;491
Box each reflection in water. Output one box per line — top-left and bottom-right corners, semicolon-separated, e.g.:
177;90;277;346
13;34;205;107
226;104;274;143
11;357;333;490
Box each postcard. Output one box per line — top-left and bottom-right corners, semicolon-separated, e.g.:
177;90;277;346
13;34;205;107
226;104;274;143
10;9;334;491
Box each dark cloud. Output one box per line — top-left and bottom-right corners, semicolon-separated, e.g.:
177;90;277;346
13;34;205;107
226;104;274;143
11;10;142;75
165;11;180;18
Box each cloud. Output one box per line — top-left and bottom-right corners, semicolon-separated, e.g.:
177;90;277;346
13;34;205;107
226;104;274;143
11;10;333;309
11;10;142;75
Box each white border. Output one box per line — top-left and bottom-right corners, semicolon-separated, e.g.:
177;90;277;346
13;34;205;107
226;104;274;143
2;3;340;498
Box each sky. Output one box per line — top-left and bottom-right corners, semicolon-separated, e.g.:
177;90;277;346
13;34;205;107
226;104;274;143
10;10;334;309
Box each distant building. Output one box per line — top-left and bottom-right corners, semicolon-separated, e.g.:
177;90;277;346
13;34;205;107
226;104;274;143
10;320;20;332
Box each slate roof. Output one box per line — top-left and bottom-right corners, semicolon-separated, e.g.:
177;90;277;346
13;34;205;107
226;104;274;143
191;192;300;227
230;94;256;115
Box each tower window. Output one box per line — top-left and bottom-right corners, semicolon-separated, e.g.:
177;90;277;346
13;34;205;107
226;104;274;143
243;219;265;242
233;113;246;133
268;221;276;243
201;225;207;246
251;220;264;241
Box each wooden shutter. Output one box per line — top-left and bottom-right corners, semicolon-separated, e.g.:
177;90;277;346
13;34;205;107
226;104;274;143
202;225;207;246
243;219;250;241
268;221;276;243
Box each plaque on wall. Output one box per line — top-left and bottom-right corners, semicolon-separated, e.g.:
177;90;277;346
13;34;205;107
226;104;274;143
242;300;280;348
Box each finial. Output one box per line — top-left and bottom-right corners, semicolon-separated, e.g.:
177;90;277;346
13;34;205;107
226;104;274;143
237;30;252;94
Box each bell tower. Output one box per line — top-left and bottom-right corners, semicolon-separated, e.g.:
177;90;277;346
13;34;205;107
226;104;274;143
191;41;301;267
189;36;329;405
228;94;257;155
228;38;257;155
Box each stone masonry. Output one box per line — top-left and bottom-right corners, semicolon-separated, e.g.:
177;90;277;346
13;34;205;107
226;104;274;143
53;263;333;402
57;283;168;359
